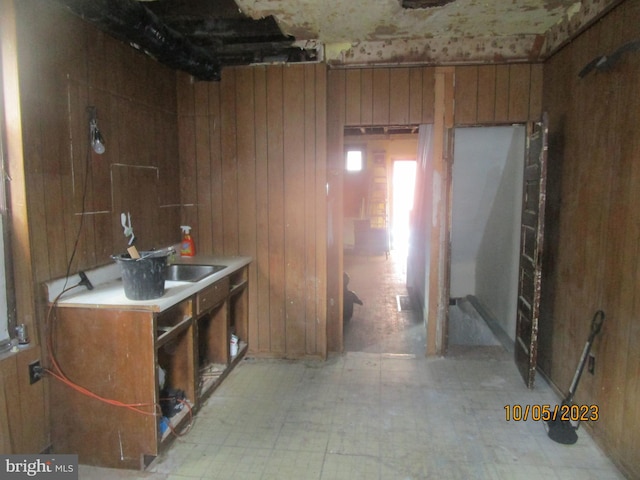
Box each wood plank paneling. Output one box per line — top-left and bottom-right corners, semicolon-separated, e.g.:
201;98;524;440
615;3;640;466
195;82;212;254
178;64;328;358
178;84;197;231
304;65;318;354
5;0;181;453
19;0;180;267
477;65;497;123
235;67;258;353
421;67;435;124
389;67;410;125
283;65;306;355
221;70;239;255
266;67;286;354
208;81;224;254
494;65;511;122
345;69;361;125
344;65;542;130
541;1;640;476
372;68;390;125
235;70;256;223
0;357;20;452
15;348;48;454
313;64;328;357
454;66;478;124
111;165;160;249
342;66;443;129
409;68;423;124
508;64;531;122
326;69;346;352
253;66;271;352
0;350;48;455
528;64;543;120
591;1;635;462
454;64;540;125
10;1;631;467
360;69;373;125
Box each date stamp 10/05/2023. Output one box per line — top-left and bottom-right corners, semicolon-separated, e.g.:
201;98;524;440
504;404;599;422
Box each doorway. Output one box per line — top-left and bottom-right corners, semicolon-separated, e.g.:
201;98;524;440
342;129;424;355
391;160;417;255
448;125;525;351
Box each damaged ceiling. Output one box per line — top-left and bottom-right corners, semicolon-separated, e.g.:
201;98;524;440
54;0;622;80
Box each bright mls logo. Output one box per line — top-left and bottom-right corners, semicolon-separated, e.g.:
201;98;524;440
1;455;78;479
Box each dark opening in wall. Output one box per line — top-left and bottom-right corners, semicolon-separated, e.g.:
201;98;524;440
401;0;456;9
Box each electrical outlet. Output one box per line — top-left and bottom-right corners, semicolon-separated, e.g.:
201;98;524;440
28;360;42;384
588;354;595;375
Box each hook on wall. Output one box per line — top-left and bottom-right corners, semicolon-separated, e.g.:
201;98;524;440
578;39;640;78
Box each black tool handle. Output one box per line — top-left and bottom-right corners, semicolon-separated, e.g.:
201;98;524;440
566;310;605;404
78;271;94;290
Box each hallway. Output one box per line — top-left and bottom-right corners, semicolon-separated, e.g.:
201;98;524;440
343;251;425;355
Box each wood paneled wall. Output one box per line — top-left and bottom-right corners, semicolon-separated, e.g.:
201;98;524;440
327;65;541;352
18;1;180;283
540;1;640;476
454;64;543;125
0;0;181;453
7;2;634;473
0;0;48;455
176;64;327;358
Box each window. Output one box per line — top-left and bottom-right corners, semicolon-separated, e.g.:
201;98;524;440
345;148;364;172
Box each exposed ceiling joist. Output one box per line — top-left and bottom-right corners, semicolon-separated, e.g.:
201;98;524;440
401;0;455;9
55;0;223;80
53;0;318;80
344;126;419;137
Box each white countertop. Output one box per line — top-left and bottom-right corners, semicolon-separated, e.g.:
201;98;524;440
45;255;252;313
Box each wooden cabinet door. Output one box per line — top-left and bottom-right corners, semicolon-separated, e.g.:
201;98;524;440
51;308;157;469
515;112;548;388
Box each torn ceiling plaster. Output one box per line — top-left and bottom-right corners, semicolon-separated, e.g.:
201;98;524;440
234;0;563;42
235;0;622;65
54;0;623;79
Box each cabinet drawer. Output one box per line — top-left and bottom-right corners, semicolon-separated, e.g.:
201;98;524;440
197;277;229;314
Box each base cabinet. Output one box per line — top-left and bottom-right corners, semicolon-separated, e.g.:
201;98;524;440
49;266;249;469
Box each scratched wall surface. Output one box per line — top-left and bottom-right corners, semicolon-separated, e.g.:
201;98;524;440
540;1;640;476
237;0;620;64
18;1;181;283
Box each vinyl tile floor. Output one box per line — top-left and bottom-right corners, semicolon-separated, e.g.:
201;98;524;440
80;353;625;479
79;251;625;479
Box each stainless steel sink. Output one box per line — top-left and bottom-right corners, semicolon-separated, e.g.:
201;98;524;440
165;264;226;282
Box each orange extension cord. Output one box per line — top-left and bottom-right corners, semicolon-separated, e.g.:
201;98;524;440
38;133;194;436
43;286;193;436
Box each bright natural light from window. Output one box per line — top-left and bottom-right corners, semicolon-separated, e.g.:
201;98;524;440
346;150;363;172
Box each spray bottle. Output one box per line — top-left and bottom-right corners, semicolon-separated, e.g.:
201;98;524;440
180;226;195;257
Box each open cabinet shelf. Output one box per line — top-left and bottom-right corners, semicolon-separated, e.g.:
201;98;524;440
48;264;251;470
